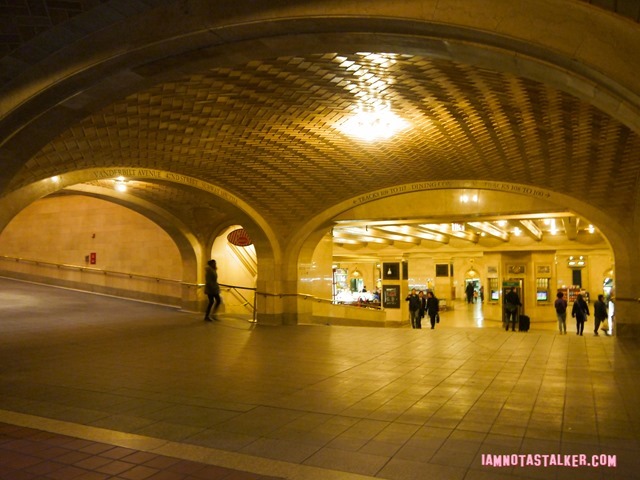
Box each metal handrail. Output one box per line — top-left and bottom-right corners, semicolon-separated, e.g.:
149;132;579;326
219;284;257;322
0;255;260;320
0;255;182;284
0;255;386;317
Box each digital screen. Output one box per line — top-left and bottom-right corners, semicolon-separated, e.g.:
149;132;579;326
537;291;548;302
491;290;499;301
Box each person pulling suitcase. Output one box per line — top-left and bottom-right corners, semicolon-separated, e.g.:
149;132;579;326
504;287;521;332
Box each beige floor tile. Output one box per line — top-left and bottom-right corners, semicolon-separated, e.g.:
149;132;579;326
1;279;640;479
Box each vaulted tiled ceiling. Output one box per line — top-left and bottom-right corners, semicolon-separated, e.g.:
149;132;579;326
10;52;640;235
1;0;638;58
1;1;640;251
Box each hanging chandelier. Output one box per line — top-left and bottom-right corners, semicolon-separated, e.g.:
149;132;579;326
339;104;409;141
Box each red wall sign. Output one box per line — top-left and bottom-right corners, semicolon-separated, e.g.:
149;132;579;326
227;228;252;247
90;252;96;264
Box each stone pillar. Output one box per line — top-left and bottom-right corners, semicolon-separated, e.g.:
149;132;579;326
255;255;288;325
180;242;205;313
610;263;640;337
379;258;408;327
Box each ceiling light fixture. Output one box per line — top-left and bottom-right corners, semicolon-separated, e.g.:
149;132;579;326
339;104;408;141
337;53;408;142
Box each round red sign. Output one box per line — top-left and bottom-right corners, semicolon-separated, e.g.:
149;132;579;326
227;228;252;246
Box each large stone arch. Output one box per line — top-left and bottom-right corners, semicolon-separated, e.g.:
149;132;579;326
288;180;638;333
63;184;201;276
0;168;279;252
0;168;284;319
2;0;640;192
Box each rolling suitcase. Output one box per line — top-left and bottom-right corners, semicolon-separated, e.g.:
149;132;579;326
518;314;530;332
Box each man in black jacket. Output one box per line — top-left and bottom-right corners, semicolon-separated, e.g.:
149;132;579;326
504;287;521;331
406;289;422;329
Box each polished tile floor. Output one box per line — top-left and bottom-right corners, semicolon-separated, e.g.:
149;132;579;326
0;277;638;479
0;421;284;480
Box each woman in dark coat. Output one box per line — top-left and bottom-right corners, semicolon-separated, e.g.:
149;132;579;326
571;294;589;336
204;259;221;321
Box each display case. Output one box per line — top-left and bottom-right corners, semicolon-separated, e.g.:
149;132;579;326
567;286;581;303
333;268;348;303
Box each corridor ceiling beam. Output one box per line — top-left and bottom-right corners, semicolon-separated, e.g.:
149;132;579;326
365;227;422;245
419;224;479;243
333;228;393;245
517;220;543;241
376;225;449;244
563;218;578;240
467;222;510;241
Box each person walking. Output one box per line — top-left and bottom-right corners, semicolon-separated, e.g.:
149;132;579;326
504;287;521;331
593;294;608;336
571;293;589;335
204;259;221;321
425;291;440;329
465;282;475;304
554;291;568;334
406;289;422;329
405;288;422;328
418;290;426;328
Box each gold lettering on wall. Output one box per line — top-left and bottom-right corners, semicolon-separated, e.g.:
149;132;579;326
350;181;551;206
90;168;240;204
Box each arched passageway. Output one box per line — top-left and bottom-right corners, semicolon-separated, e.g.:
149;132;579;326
1;0;640;333
294;183;620;331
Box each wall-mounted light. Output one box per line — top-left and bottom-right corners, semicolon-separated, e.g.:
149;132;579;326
51;175;60;183
568;255;586;268
115;176;128;192
588;224;595;234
